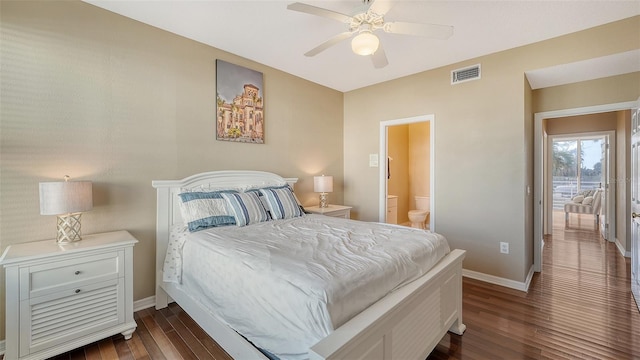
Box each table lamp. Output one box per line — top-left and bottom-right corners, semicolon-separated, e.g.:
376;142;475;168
39;175;93;243
314;175;333;208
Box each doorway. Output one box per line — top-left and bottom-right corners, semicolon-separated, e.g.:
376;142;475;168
549;132;613;237
379;114;435;231
534;99;640;273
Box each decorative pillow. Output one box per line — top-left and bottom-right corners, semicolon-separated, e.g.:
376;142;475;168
246;188;273;220
178;191;237;232
259;186;303;220
221;192;270;226
582;196;594;205
572;195;584;203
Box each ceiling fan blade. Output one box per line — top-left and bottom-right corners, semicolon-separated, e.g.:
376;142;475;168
287;2;353;23
384;21;454;40
367;0;393;16
371;44;388;69
304;31;354;57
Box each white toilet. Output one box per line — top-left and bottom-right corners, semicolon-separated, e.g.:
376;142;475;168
408;196;430;229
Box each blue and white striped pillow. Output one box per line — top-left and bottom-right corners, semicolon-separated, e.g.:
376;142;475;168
221;192;270;226
259;186;303;220
178;191;237;232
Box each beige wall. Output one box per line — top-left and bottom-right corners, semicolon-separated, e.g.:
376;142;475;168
546;112;618;135
387;125;410;223
0;1;344;340
534;73;640;113
344;16;639;284
408;122;430;205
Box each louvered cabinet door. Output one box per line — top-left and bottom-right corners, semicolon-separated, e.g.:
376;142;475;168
20;278;124;356
1;231;138;360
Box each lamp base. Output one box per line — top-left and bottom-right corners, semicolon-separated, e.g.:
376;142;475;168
319;193;329;208
56;213;83;244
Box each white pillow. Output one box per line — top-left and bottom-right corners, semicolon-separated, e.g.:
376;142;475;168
221;192;270;226
582;196;594;205
572;195;584;203
177;191;237;231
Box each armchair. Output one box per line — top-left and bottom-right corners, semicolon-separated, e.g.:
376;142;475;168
564;188;602;227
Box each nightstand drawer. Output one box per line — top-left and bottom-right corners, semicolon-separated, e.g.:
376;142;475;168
21;278;124;357
23;251;122;300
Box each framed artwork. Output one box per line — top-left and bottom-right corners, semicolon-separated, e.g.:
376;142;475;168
216;59;264;143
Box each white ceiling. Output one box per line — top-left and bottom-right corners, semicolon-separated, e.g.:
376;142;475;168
84;0;640;92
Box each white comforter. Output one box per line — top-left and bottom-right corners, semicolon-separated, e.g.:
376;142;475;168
164;214;450;359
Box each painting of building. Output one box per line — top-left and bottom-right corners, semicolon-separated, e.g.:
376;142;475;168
216;60;264;143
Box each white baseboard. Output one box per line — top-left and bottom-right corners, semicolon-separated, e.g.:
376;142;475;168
463;265;534;292
134;296;156;312
524;265;535;290
615;237;631;258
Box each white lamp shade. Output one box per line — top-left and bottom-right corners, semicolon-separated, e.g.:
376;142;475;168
39;181;93;215
351;32;379;56
314;175;333;193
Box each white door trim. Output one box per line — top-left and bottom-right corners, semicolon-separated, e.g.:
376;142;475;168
379;114;435;231
631;104;640;312
534;100;638;272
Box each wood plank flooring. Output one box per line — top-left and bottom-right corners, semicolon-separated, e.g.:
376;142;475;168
429;212;640;359
10;211;640;359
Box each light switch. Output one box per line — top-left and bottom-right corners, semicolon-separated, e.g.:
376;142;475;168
369;154;379;167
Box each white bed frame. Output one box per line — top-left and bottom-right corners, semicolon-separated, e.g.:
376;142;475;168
152;170;466;360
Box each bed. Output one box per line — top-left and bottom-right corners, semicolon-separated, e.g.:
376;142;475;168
153;170;466;360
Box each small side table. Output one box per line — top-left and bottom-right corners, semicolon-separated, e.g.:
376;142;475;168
305;204;352;219
0;230;138;360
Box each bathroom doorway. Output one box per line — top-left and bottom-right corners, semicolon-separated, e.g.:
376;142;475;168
379;114;435;231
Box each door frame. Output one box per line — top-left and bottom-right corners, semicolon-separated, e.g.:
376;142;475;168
631;106;640;312
534;100;639;272
547;131;615;239
379;114;435;230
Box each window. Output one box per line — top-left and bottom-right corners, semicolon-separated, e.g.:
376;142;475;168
552;136;604;209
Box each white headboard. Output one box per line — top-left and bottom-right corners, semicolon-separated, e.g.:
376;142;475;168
152;170;298;307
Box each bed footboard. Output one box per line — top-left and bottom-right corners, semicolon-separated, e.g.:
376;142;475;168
309;249;466;360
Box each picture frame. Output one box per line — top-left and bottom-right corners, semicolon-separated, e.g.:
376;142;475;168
215;59;265;143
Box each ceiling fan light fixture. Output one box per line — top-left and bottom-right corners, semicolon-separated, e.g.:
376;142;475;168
351;31;379;56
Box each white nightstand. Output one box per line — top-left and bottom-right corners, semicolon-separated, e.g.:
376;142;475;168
0;230;138;360
305;204;352;219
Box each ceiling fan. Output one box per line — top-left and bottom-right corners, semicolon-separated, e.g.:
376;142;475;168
287;0;454;69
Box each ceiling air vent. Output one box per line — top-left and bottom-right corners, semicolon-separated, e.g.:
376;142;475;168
451;64;481;85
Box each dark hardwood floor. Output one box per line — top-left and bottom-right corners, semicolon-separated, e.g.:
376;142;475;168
429;211;640;360
23;211;640;359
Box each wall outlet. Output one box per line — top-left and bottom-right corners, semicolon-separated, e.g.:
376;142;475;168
500;242;509;254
